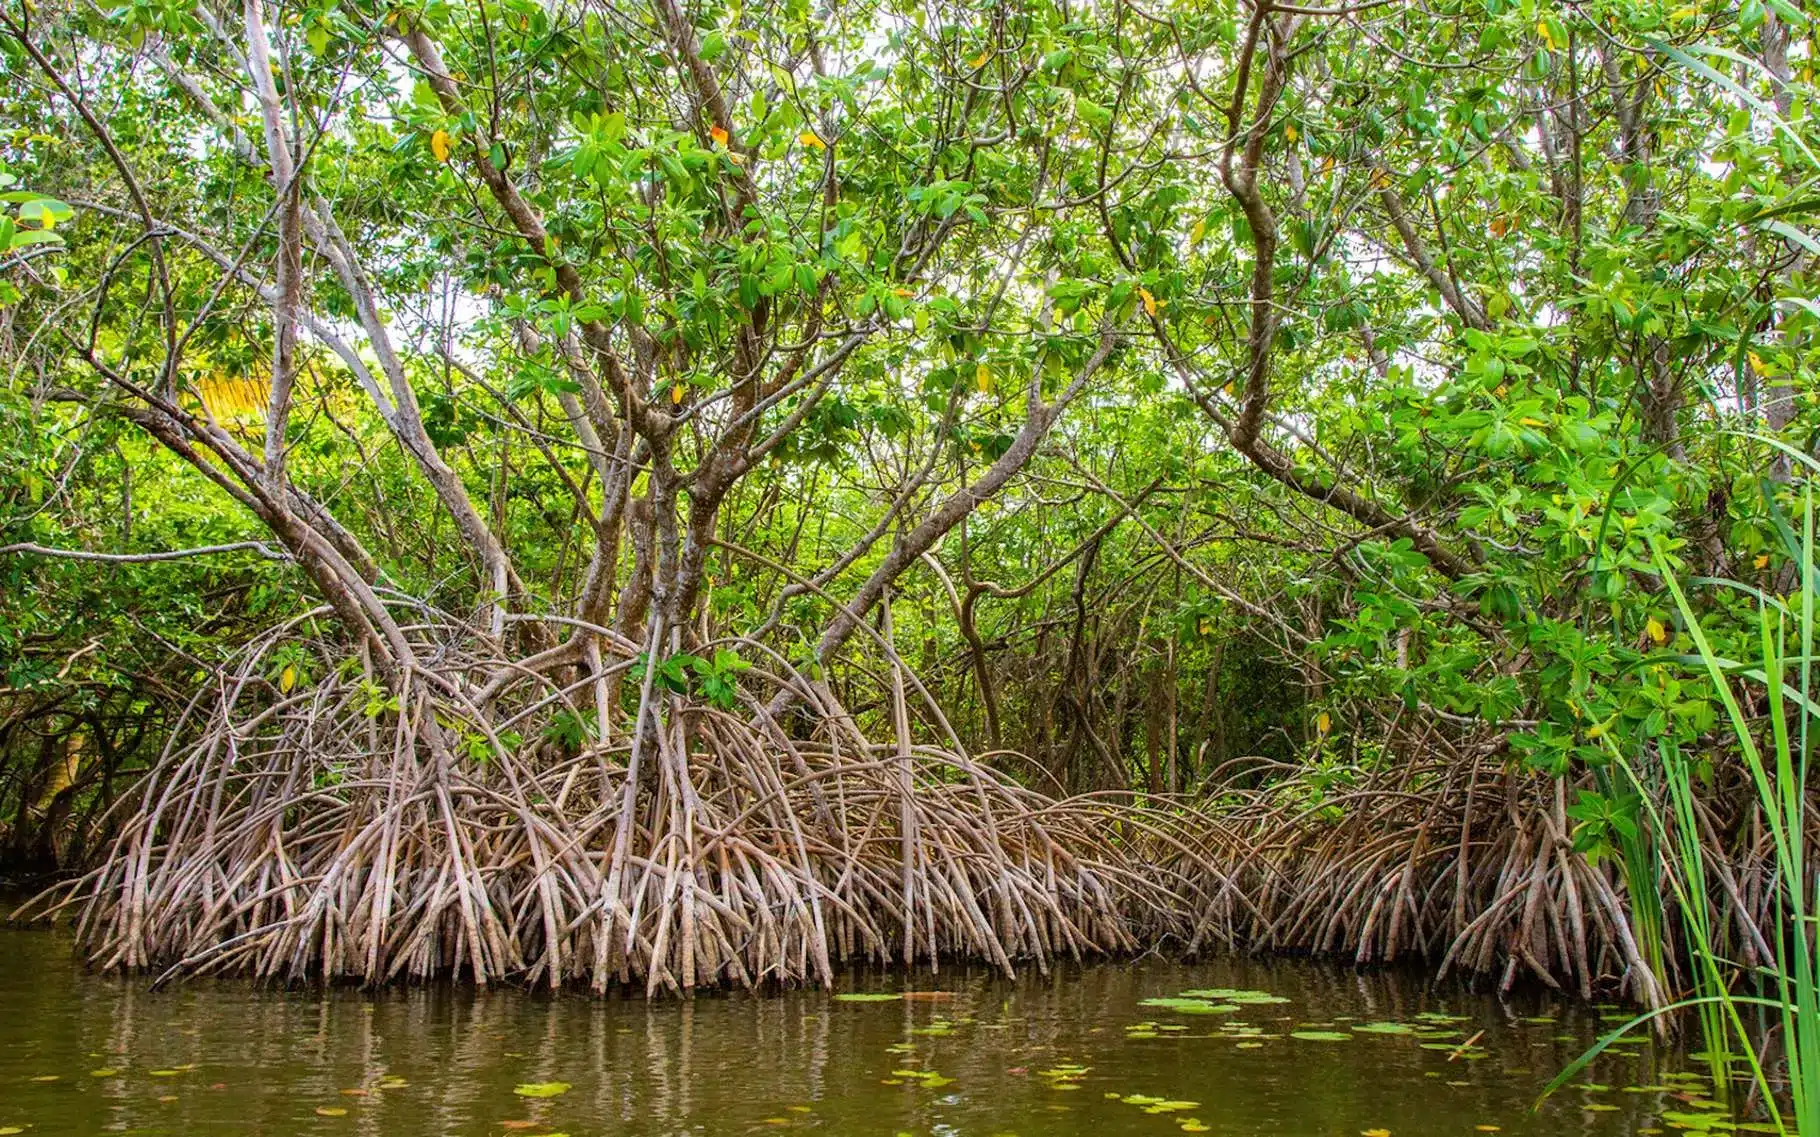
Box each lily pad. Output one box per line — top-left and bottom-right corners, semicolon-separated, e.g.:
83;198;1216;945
1353;1022;1416;1035
1138;997;1240;1015
512;1082;572;1098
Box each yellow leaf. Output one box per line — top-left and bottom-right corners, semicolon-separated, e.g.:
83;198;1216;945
976;363;991;393
1189;218;1206;244
968;51;989;68
279;664;297;693
1756;553;1771;570
672;384;686;404
798;130;826;150
1138;287;1158;317
1646;617;1667;645
1316;712;1331;735
1363;1129;1391;1137
1517;416;1545;427
430;129;452;163
1284;122;1298;143
1749;351;1769;376
709;125;729;147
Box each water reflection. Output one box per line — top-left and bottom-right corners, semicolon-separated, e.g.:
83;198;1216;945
0;926;1700;1136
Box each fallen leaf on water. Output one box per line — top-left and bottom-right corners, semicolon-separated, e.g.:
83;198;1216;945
499;1122;538;1131
340;1088;368;1096
315;1107;349;1117
832;993;901;1003
0;1127;23;1134
156;1096;177;1103
512;1082;572;1099
1476;1127;1502;1132
1363;1130;1391;1137
88;1068;119;1077
29;1076;58;1082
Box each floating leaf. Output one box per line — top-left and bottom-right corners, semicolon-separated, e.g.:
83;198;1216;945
314;1107;348;1117
1291;1031;1352;1042
1138;997;1239;1014
1353;1022;1415;1035
512;1082;572;1098
89;1069;119;1077
832;993;902;1003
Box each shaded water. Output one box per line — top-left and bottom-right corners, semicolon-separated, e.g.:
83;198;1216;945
0;925;1730;1136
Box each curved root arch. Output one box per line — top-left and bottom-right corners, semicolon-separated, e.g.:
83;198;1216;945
50;615;1160;991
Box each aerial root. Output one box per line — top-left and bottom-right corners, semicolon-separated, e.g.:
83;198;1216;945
24;629;1793;1001
34;628;1150;990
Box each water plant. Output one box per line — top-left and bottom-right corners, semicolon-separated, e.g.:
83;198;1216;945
1549;452;1820;1135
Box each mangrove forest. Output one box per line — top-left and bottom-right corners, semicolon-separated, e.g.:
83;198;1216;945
5;0;1820;1131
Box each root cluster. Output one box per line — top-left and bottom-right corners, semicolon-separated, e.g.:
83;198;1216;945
28;625;1796;1004
35;622;1143;992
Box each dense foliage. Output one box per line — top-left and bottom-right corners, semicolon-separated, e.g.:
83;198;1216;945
2;0;1818;1007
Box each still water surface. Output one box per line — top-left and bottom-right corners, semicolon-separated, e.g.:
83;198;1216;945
0;925;1724;1136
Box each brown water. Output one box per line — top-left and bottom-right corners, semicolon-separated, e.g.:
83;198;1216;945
0;925;1726;1136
